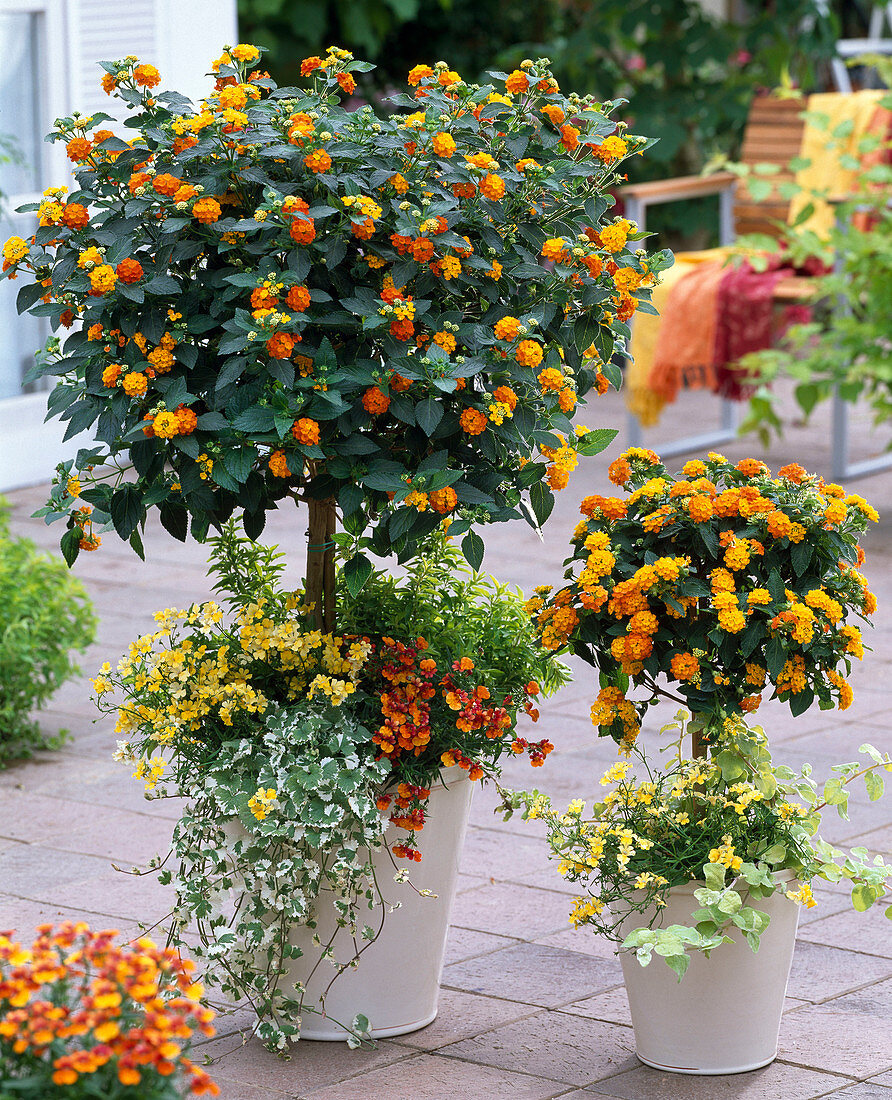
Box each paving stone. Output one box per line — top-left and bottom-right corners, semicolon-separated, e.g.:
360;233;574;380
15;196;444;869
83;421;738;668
818;1083;892;1099
799;904;892;959
442;926;520;966
37;867;174;927
797;886;859;926
442;941;623;1008
448;881;579;939
467;779;548;838
843;825;892;856
778;1004;892;1077
392;988;541;1050
201;1082;289;1100
301;1051;565;1099
811;977;892;1017
787;940;892;1001
440;1009;636;1086
35;807;173;867
0;893;141;939
194;1033;409;1093
562;986;632;1027
0;843;111;895
460;824;555;881
535;927;620;961
579;1060;853;1099
521;866;588;895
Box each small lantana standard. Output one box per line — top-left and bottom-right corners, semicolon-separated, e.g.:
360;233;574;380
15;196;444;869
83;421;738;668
528;451;878;750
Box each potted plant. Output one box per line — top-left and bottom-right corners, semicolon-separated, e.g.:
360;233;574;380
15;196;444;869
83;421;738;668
1;44;667;631
0;922;219;1096
96;523;567;1049
505;449;892;1074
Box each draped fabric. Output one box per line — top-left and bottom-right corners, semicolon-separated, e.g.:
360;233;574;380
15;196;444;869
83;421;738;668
625;90;891;426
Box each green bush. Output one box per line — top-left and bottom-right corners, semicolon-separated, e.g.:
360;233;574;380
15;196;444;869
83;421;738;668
0;500;96;764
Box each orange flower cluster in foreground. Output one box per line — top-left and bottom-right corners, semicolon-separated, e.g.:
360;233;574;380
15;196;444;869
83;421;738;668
0;923;218;1095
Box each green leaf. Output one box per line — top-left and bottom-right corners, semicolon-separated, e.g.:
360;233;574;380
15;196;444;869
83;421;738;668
461;530;484;571
343;553;373;598
129;529;145;561
663;951;690;981
223;447;255;484
233;406;277;432
143;274;182;295
716;750;747;782
791;540;813;576
576;427;618;457
110;485;143;540
60;528;80;567
864;771;884;802
765;637;787;679
702;863;726;891
529;480;554;528
159;502;188;542
822;778;847;805
852;883;874;912
415;397;443;437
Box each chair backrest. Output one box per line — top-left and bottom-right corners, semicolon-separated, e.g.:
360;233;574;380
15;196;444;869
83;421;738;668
733;97;807;238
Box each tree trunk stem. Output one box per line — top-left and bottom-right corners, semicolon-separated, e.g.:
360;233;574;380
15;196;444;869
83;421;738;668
306;495;336;633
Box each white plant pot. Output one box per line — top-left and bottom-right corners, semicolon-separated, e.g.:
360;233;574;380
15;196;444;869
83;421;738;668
617;875;801;1074
234;765;473;1041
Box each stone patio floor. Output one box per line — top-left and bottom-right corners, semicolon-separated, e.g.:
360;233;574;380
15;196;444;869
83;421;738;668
2;384;891;1099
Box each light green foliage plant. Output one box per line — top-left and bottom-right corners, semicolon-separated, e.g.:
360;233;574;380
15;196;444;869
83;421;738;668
0;500;95;765
164;703;391;1049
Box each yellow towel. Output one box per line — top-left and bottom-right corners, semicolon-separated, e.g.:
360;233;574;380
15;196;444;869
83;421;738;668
626;249;731;427
788;90;887;238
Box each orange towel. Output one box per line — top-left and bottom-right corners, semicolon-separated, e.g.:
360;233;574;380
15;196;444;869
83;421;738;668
647;258;729;404
626;248;730;427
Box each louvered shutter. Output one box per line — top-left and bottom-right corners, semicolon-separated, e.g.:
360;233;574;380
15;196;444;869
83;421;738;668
67;0;157;122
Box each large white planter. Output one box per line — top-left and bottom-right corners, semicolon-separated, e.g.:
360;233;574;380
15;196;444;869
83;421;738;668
617;875;801;1074
277;765;473;1041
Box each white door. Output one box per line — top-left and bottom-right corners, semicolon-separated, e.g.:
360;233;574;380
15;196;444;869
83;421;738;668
0;0;73;492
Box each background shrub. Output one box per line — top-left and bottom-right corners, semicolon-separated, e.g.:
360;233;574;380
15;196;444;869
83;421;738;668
0;500;96;765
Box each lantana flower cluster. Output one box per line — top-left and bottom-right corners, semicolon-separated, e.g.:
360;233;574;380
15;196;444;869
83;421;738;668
527;450;878;748
0;923;218;1096
2;45;668;574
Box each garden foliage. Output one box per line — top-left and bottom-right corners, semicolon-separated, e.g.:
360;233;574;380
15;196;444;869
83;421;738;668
0;500;95;765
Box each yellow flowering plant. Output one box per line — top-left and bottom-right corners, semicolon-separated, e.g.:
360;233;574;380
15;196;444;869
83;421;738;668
1;44;669;630
527;450;879;753
94;522;565;1047
505;711;892;978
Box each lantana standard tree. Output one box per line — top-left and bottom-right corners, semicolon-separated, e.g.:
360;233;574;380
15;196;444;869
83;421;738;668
3;45;668;625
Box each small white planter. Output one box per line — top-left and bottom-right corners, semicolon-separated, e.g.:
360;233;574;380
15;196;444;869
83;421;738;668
618;875;801;1074
270;765;473;1041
